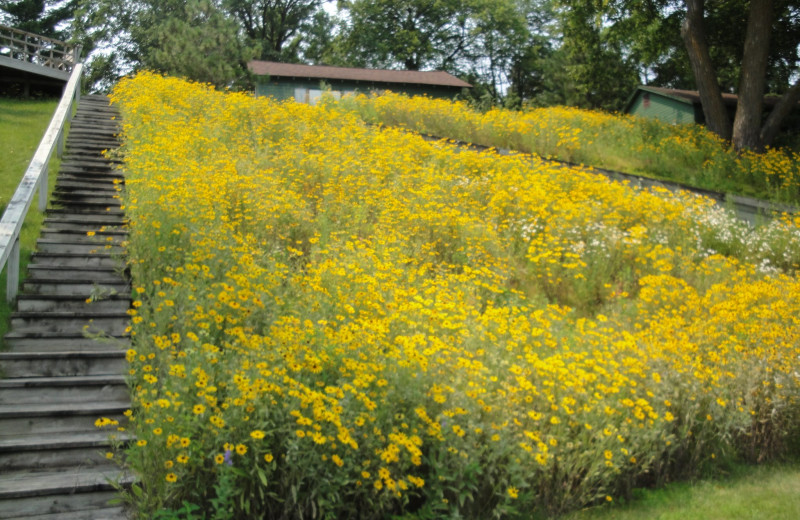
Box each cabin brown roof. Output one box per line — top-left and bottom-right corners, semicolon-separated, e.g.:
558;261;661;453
248;60;472;88
640;86;739;106
635;86;783;108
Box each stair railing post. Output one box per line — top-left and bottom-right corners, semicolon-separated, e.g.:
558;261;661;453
39;156;50;211
6;237;19;303
57;126;64;158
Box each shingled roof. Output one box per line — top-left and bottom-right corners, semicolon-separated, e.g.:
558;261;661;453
627;85;785;112
637;86;740;106
248;60;472;89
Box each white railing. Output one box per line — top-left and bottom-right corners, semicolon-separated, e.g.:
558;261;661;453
0;24;78;72
0;62;83;302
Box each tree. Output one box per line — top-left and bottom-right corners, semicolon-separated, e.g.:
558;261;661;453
146;0;254;87
466;0;529;102
0;0;78;39
298;8;345;65
224;0;321;62
681;0;800;151
507;0;558;106
557;1;640;110
75;0;256;90
339;0;476;71
559;0;800;150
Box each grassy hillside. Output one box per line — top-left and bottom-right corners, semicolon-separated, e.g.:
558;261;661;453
109;72;800;519
0;98;61;343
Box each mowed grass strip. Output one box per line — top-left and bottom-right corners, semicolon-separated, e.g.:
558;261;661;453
564;462;800;520
0;97;61;344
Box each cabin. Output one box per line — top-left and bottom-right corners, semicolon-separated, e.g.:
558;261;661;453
248;61;472;103
622;86;745;125
0;24;79;97
623;85;800;129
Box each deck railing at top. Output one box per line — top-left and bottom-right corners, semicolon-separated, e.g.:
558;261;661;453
0;62;83;302
0;24;78;72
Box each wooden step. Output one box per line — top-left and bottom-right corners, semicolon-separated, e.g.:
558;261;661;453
21;280;128;297
39;222;126;234
15;295;130;313
56;177;121;187
46;208;124;218
0;350;126;378
0;431;129;472
0;491;125;519
0;467;132;500
9;312;129;335
2;505;128;520
38;229;127;240
36;234;125;246
33;242;124;255
0;401;129;438
28;264;122;283
26;271;123;284
28;253;121;269
56;169;122;180
0;375;128;405
3;334;131;352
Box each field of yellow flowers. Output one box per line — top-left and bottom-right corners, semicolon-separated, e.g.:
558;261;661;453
343;93;800;204
107;73;800;519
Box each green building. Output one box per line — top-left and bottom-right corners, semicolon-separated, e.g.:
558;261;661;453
249;61;472;103
623;86;741;125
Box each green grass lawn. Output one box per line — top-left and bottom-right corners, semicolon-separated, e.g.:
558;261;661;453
562;462;800;519
0;97;61;345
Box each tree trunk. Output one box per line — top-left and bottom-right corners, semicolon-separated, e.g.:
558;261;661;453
732;0;773;152
681;0;731;140
760;80;800;148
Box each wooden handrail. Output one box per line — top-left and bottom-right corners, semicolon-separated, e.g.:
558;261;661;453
0;63;83;302
0;24;78;72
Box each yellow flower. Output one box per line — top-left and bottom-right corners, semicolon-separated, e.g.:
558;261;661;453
507;486;519;499
235;444;247;455
264;453;274;463
165;473;177;483
215;454;225;464
250;430;265;440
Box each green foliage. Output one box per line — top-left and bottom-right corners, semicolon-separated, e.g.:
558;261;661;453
145;0;256;88
339;0;475;71
555;1;640;111
0;0;78;39
224;0;321;62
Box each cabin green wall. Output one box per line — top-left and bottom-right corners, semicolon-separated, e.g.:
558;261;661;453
255;77;463;101
628;92;697;125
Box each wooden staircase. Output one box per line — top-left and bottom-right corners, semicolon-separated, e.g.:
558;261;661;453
0;95;132;519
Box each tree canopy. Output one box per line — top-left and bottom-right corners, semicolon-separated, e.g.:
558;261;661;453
0;0;78;39
4;0;799;150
